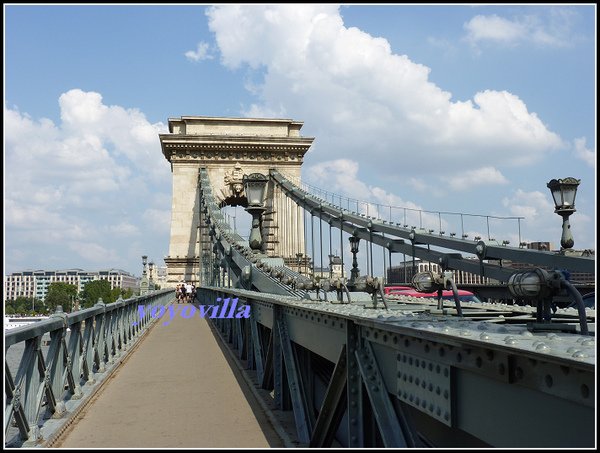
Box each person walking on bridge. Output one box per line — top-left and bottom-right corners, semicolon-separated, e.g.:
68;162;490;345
185;282;193;303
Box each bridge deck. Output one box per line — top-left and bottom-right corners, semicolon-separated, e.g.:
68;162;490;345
54;303;284;448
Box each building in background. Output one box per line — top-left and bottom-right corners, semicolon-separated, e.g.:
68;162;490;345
149;264;168;289
313;255;343;280
387;258;495;286
329;255;343;280
387;246;595;286
4;269;140;302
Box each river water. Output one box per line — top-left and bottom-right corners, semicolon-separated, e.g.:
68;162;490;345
5;331;56;379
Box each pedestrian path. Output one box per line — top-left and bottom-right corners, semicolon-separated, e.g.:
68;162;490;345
55;304;283;448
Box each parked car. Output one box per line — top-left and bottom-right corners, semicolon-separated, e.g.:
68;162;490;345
384;286;413;295
389;288;482;304
568;292;595;310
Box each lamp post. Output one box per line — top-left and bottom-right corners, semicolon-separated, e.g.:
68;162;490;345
296;252;303;276
149;261;155;290
349;235;360;284
547;177;580;250
243;173;268;252
140;255;149;295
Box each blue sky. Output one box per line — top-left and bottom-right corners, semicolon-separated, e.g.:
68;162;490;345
4;4;596;278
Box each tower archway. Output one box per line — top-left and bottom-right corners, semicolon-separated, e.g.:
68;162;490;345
159;116;314;286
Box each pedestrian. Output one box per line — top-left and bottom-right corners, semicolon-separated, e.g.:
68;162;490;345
177;283;185;303
185;282;193;303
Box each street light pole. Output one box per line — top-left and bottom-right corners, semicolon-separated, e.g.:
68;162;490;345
296;252;303;276
547;178;580;250
349;235;360;284
243;173;268;252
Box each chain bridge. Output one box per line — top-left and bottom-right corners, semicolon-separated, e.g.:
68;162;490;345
5;116;595;448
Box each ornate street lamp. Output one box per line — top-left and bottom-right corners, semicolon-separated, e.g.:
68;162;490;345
148;261;155;290
348;235;360;283
296;252;303;275
547;177;580;250
140;255;149;295
243;173;269;251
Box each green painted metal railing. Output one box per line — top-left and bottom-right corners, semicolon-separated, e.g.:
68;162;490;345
4;289;173;446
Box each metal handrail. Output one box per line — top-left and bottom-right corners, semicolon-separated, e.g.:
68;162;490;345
4;289;173;446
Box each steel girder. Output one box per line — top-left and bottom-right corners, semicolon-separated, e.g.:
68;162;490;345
201;286;595;448
271;170;595;279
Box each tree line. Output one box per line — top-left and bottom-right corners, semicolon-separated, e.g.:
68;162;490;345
4;280;135;315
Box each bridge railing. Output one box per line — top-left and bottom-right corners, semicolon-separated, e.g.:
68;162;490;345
4;289;173;447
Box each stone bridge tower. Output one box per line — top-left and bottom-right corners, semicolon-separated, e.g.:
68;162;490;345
160;116;314;286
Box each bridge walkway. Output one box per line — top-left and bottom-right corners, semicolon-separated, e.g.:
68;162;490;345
54;303;284;448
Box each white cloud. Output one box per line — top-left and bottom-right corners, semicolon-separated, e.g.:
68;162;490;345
4;90;172;273
500;189;556;246
502;189;554;222
143;208;171;234
109;222;140;237
463;9;578;49
464;14;527;45
305;159;447;231
206;5;564;179
57;89;168;180
442;166;509;191
68;242;120;263
407;177;429;193
185;41;214;62
573;137;595;168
